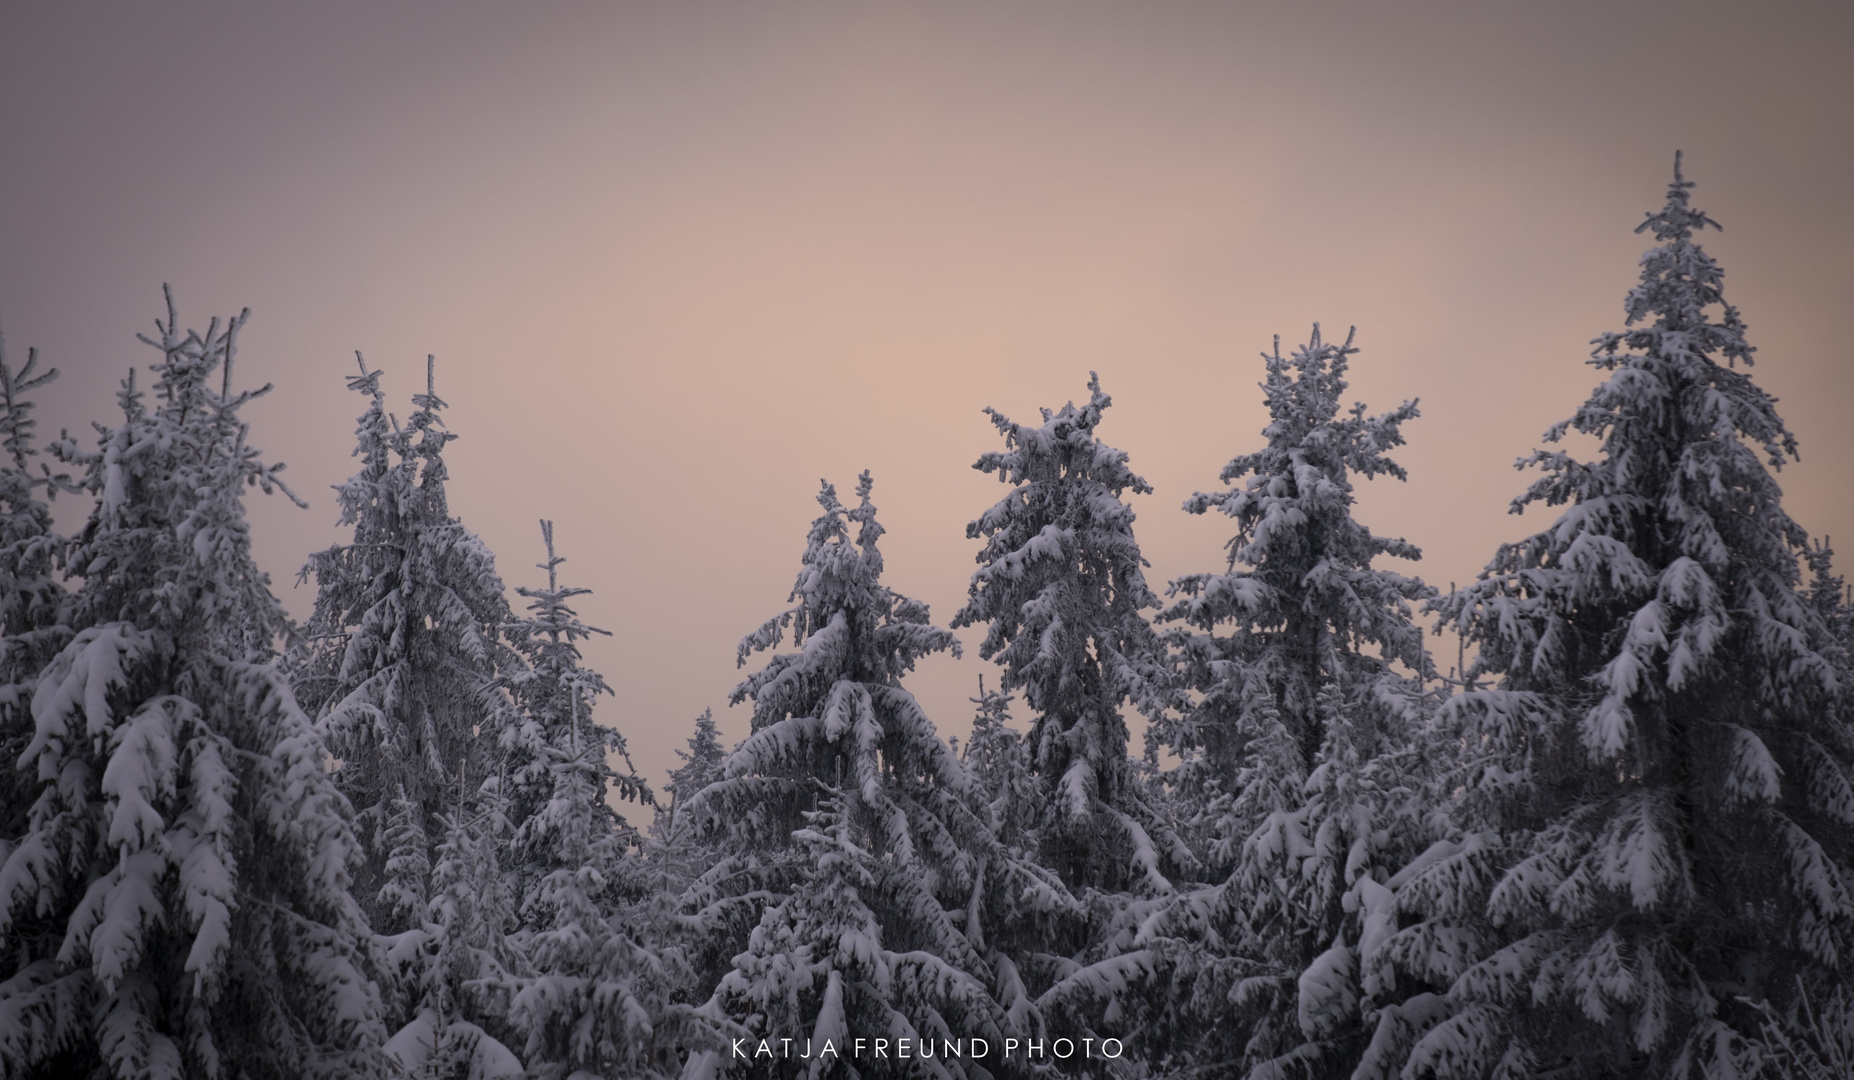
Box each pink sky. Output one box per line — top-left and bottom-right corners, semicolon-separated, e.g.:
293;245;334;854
3;1;1850;797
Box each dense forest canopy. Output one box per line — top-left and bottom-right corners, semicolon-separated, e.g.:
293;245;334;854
1;166;1850;1080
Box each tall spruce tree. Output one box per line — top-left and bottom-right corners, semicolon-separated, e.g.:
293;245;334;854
1383;159;1853;1079
952;375;1185;897
1158;328;1431;866
648;707;737;1075
291;354;525;1072
651;709;728;947
686;474;1065;1076
0;293;387;1079
294;357;522;924
1042;330;1437;1076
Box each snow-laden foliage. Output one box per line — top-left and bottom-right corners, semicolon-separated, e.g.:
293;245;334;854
0;293;386;1080
1746;978;1854;1080
664;709;725;821
652;710;729;939
959;680;1037;855
291;354;529;1073
950;679;1088;1049
0;336;71;851
288;353;527;1069
1197;329;1434;1080
502;520;649;916
490;521;717;1078
4;158;1845;1080
506;743;699;1080
1155;327;1432;864
687;474;1073;1077
1805;542;1852;697
380;781;524;1080
1048;329;1438;1075
953;375;1186;897
1388;158;1854;1079
292;355;525;941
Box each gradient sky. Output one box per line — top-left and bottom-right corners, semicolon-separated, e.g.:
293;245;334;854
3;1;1850;799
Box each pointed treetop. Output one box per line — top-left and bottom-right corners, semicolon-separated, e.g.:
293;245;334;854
393;354;451;450
1635;149;1721;244
346;350;384;400
975;372;1152;498
113;365;144;426
1606;152;1758;374
666;707;725;812
400;354;457;508
516;518;604;645
534;518;570;597
731;470;958;730
0;329;58;472
1189;323;1421;568
411;352;447;415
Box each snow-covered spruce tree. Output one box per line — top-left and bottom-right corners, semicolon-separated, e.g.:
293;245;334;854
952;374;1185;898
646;707;735;1066
949;676;1078;1054
290;354;526;1070
686;474;1062;1076
0;337;70;846
0;293;386;1079
664;709;725;820
292;355;523;930
501;519;648;913
494;521;713;1079
650;709;727;920
1159;328;1430;867
1036;329;1437;1076
959;679;1037;854
1386;159;1853;1079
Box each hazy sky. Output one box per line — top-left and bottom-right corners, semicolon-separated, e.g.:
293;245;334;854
3;1;1850;797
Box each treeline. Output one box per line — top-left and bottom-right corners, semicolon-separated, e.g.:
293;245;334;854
1;166;1850;1080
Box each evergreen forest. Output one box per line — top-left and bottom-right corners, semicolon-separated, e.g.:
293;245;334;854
1;164;1849;1080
